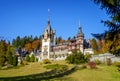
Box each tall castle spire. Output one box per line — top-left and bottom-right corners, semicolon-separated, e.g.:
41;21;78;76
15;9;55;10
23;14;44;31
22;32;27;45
78;20;80;28
77;20;84;37
45;9;51;33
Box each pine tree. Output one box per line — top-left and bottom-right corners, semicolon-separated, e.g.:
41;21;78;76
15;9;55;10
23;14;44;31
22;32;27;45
0;40;7;66
6;46;13;65
30;54;35;62
13;55;18;66
92;0;120;55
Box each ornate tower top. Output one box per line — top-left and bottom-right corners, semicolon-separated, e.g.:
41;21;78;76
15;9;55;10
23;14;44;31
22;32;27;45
77;21;84;37
45;19;51;34
44;9;52;34
43;9;56;41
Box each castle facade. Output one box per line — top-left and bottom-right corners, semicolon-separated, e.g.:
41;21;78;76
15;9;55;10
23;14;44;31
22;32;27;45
40;17;91;61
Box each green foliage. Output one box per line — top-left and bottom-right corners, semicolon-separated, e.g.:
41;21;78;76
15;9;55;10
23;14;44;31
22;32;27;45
92;0;120;55
43;59;51;64
6;46;13;65
0;56;6;66
66;51;89;64
88;62;97;69
0;40;7;66
25;54;30;62
35;57;38;62
85;54;91;62
30;54;35;62
90;38;98;53
12;36;21;48
13;55;18;66
12;35;41;48
7;56;13;65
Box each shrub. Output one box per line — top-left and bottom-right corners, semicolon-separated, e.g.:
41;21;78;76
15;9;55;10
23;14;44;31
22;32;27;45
13;55;18;66
43;59;51;64
30;54;35;62
88;62;97;69
94;59;101;65
7;56;13;65
85;54;91;62
25;54;30;62
35;58;39;62
106;58;112;66
66;51;89;64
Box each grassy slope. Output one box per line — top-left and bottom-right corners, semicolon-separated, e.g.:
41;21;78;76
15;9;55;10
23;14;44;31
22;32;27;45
0;62;49;77
0;61;73;78
0;61;120;81
52;65;120;81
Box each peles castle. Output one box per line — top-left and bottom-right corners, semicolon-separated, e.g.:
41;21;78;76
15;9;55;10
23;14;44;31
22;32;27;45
40;17;93;61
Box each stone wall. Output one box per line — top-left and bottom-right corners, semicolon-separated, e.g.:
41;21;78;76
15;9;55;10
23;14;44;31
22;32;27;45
90;53;120;63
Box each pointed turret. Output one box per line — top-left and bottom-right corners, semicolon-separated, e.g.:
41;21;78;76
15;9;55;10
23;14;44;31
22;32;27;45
44;9;52;34
76;21;84;53
45;17;51;34
77;21;84;37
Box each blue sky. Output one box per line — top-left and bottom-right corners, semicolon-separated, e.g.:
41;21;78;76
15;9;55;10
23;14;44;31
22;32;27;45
0;0;109;42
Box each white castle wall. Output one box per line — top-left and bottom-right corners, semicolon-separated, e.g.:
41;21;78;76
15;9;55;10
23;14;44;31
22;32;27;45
90;53;120;63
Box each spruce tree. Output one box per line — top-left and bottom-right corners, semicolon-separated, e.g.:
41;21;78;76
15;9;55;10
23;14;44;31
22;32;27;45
0;40;7;66
6;46;13;65
13;55;18;66
30;54;35;62
26;54;30;62
92;0;120;55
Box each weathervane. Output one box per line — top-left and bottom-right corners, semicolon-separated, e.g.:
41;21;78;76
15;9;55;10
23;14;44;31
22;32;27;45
48;9;50;21
79;20;81;27
48;9;50;17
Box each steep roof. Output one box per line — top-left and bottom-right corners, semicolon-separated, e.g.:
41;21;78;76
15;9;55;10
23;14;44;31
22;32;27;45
45;17;52;34
77;21;84;37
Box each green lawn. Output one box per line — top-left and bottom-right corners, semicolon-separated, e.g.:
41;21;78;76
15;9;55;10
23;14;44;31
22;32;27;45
54;65;120;81
0;61;120;81
0;62;51;77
